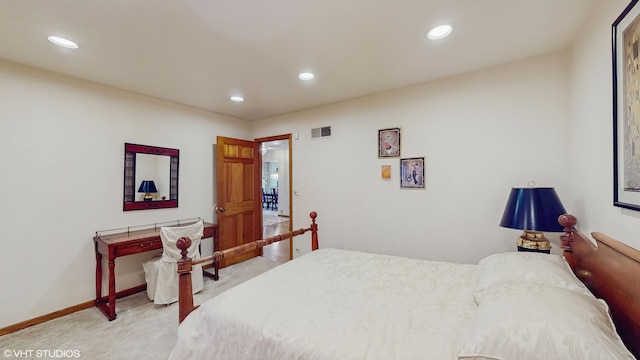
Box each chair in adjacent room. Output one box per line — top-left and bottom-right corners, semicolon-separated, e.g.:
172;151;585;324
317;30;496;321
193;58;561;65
142;220;204;305
271;188;278;210
262;188;270;209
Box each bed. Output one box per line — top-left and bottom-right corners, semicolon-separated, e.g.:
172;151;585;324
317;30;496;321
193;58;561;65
169;212;639;359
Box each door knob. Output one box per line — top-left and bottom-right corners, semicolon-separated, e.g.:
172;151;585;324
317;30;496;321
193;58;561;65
214;205;226;212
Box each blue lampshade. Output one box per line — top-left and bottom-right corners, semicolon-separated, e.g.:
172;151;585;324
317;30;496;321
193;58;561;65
499;187;566;232
137;180;158;193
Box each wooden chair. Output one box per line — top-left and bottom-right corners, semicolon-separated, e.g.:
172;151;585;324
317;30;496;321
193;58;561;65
271;188;278;210
262;188;270;209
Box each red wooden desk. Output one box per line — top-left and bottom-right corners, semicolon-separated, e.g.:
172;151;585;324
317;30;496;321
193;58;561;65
93;221;218;320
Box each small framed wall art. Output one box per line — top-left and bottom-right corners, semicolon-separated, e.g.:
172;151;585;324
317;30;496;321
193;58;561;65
381;165;391;179
378;128;400;157
400;157;425;189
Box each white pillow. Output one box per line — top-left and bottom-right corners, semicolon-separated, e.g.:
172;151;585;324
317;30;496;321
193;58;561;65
457;283;635;360
475;252;592;303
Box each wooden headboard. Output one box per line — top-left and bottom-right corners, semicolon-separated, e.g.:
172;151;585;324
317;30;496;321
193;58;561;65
559;214;640;358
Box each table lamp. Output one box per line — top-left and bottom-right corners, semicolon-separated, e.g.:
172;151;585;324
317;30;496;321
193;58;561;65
138;180;158;202
499;187;567;253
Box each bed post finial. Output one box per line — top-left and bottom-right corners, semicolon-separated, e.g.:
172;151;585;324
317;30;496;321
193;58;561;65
310;211;319;251
177;237;191;260
558;214;577;269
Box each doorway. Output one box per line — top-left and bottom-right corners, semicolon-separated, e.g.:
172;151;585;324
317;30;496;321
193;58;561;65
257;135;292;263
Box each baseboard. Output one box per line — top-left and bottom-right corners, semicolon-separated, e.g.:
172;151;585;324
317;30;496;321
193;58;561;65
0;271;218;336
0;300;94;336
0;283;154;335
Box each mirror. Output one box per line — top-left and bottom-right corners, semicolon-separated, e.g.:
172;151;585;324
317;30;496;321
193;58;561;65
123;143;179;211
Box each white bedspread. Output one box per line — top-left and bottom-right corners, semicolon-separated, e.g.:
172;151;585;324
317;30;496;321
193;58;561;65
170;248;478;360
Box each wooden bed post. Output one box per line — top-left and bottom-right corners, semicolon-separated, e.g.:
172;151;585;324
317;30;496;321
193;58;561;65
558;214;577;270
177;237;197;324
310;211;318;251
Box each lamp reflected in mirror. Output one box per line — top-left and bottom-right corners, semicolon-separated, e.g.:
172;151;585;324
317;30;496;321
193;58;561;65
138;180;158;202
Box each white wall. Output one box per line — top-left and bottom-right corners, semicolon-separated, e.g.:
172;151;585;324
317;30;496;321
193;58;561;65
252;1;640;264
254;51;573;264
0;60;251;329
568;0;640;248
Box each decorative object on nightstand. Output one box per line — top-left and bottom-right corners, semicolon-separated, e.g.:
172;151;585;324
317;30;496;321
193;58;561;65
499;186;567;253
138;180;157;201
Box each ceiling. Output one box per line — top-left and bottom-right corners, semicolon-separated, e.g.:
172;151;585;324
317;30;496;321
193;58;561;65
0;0;598;121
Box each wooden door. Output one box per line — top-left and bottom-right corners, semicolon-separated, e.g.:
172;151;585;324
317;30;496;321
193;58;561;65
215;136;262;267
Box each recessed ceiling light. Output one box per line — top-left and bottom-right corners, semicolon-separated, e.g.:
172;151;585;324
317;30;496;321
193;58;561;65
298;72;315;81
426;25;453;40
47;36;79;49
230;96;245;102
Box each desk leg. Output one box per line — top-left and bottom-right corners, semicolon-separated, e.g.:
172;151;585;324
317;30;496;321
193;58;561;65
95;252;102;304
107;259;116;320
203;263;220;281
95;255;117;321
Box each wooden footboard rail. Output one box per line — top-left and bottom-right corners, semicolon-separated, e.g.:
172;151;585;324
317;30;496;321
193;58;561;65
176;211;318;323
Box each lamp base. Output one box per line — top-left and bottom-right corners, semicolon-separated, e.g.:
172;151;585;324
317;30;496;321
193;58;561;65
516;230;551;253
143;193;153;201
517;246;550;254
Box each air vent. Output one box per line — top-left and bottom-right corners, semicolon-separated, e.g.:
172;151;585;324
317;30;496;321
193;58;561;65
311;126;331;139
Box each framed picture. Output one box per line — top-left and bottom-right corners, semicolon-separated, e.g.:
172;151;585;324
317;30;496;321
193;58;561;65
400;157;424;189
613;0;640;211
378;128;400;157
381;165;391;179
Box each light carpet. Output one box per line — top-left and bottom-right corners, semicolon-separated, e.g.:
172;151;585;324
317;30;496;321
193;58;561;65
0;256;280;360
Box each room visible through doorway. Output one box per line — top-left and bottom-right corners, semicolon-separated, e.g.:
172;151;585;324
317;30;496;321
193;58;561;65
259;138;291;263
